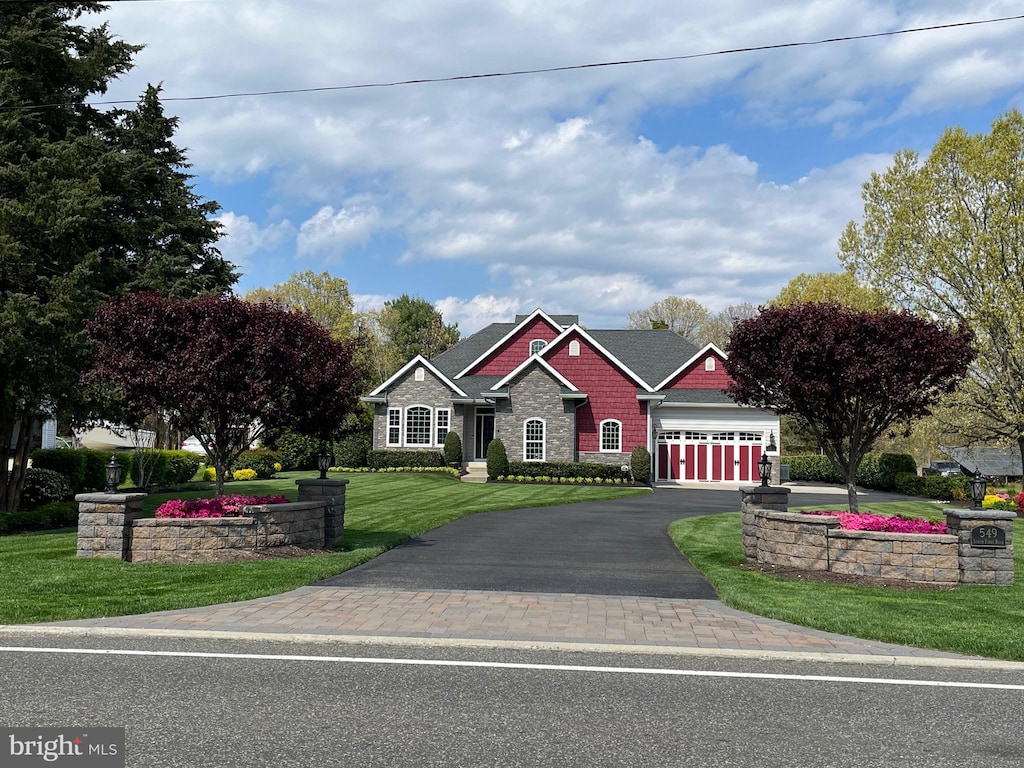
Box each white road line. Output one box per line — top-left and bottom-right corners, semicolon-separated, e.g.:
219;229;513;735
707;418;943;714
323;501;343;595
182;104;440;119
1;646;1022;690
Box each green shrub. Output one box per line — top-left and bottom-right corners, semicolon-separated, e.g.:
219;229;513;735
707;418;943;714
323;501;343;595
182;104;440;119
333;432;371;468
630;446;651;484
893;472;970;501
858;453;917;491
130;450;200;488
234;448;281;479
19;468;70;509
274;430;321;470
443;431;463;466
163;450;202;484
783;454;843;483
368;449;446;469
505;460;626;480
0;501;79;534
486;439;509;480
30;449;87;493
232;468;258;481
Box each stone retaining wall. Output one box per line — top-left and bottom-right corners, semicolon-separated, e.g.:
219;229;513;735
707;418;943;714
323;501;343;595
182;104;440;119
740;486;1014;586
130;501;326;563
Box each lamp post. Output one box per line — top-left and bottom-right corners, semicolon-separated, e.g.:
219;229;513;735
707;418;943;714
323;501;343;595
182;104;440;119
758;453;772;487
969;471;988;510
104;453;123;494
766;430;777;452
317;444;332;480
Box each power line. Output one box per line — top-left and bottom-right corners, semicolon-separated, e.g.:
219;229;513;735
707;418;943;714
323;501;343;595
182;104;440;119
6;13;1024;111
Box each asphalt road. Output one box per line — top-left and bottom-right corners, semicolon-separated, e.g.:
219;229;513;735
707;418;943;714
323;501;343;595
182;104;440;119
1;633;1021;768
319;485;910;598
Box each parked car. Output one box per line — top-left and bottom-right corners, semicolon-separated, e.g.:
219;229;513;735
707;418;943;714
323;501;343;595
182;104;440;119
924;461;963;477
181;436;213;456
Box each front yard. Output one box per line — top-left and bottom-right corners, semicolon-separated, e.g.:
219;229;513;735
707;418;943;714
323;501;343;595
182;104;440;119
669;501;1024;661
0;472;647;624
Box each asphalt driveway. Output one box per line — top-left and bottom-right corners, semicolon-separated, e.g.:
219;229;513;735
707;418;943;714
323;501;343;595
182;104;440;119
317;484;909;599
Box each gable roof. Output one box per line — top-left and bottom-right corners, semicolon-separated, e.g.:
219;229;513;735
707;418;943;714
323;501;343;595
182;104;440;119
654;343;728;391
493;354;580;392
540;325;656;392
941;446;1022;476
587;330;700;388
365;354;468;399
452;308;569;378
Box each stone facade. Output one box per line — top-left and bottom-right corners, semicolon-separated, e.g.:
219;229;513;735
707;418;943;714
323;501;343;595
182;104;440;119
372;366;454;453
76;492;148;559
741;488;1014;586
577;451;631;467
296;477;348;547
497;366;576;463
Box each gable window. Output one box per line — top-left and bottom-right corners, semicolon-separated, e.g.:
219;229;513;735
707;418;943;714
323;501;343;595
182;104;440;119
405;406;432;445
705;357;716;372
600;420;622;452
415;366;426;381
530;339;547;355
524;419;545;461
568;340;580;357
435;408;450;446
387;408;401;446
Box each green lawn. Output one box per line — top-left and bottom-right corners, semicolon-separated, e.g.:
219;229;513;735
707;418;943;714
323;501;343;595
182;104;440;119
0;472;646;625
669;502;1024;660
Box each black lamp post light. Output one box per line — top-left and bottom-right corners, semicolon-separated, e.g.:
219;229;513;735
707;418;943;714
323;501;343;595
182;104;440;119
104;453;123;494
969;471;988;510
758;453;772;487
317;445;332;480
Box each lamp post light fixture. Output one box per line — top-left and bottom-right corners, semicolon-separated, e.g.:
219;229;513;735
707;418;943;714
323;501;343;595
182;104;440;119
758;453;772;487
104;453;123;494
969;471;988;510
766;430;777;452
317;444;332;480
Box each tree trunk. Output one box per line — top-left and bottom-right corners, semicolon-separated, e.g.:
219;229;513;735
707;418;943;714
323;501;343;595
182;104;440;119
846;463;859;513
1;409;34;513
0;408;16;514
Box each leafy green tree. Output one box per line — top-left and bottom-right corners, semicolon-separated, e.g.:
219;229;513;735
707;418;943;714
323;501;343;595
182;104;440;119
839;110;1024;471
725;303;973;511
770;272;888;311
89;293;363;496
382;295;460;361
0;3;234;512
245;270;356;340
698;303;758;349
626;297;711;343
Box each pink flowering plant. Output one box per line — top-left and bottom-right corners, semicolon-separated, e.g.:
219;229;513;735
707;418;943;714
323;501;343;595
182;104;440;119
800;510;947;534
154;494;289;519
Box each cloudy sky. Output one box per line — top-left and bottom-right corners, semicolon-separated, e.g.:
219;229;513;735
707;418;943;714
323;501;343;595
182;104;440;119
95;1;1024;333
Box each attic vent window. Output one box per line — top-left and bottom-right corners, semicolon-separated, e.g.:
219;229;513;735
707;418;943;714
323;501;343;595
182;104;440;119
568;340;580;357
530;339;547;355
415;366;425;381
705;357;716;372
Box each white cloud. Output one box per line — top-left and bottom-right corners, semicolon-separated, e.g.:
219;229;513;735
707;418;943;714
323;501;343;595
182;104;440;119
435;295;524;334
215;212;295;272
296;205;382;256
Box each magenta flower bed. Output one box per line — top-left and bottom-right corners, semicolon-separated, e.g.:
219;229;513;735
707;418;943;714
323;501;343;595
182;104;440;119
154;494;289;519
800;510;947;534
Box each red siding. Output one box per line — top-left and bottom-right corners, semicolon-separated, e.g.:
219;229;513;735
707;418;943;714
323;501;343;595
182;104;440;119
469;316;562;375
666;352;733;390
546;333;647;453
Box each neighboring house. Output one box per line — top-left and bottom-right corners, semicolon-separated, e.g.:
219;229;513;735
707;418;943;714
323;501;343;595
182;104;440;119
362;309;780;484
940;446;1023;482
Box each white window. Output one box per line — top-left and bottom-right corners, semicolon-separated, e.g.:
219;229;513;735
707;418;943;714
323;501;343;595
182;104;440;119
568;340;581;357
658;431;681;442
435;408;450;446
530;339;547;355
415;366;425;381
524;419;545;461
405;406;432;445
600;420;622;452
387;408;401;446
705;357;716;372
684;431;709;441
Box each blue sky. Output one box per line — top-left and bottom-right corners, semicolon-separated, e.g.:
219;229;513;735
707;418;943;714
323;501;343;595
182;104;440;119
96;1;1024;333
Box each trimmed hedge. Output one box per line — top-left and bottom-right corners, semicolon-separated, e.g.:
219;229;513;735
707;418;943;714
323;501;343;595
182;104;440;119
368;449;446;469
783;452;916;492
444;431;463;465
234;448;281;479
20;468;70;509
0;501;79;534
505;460;631;480
130;450;201;488
30;449;132;493
333;432;371;469
893;472;969;501
630;446;651;485
486;439;509;480
274;430;321;471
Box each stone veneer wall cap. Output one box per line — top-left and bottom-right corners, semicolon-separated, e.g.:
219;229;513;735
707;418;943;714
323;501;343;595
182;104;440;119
946;509;1017;521
295;478;350;487
829;528;958;543
75;492;148;503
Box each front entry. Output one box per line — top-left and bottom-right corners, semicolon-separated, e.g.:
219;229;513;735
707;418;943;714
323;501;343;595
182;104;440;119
474;407;495;460
657;431;763;483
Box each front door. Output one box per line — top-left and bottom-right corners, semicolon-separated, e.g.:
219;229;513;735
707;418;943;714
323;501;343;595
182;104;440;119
474;407;495;459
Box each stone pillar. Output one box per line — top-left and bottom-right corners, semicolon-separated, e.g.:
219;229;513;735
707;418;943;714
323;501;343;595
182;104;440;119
945;509;1015;585
76;492;148;560
740;485;792;560
296;478;349;548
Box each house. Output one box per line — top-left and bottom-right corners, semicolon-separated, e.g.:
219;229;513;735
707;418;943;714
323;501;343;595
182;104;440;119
362;309;780;483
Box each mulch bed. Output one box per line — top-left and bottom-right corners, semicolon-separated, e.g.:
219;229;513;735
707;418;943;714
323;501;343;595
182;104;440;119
741;562;956;590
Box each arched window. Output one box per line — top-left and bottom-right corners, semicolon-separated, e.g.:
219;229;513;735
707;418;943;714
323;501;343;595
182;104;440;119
524;419;545;461
530;339;547;355
415;366;426;381
568;340;581;357
405;406;432;445
705;357;716;372
600;420;622;452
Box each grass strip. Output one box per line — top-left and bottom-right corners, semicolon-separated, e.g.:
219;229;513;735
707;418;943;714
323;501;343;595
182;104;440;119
0;472;645;625
669;502;1024;660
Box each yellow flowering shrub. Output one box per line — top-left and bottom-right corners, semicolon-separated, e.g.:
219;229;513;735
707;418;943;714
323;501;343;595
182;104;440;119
232;468;257;481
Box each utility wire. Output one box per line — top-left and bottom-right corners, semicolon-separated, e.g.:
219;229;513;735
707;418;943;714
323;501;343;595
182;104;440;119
5;13;1024;111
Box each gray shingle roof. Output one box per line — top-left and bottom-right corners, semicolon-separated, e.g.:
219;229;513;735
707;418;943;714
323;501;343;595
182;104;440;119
431;323;516;377
656;389;734;404
515;313;578;326
941;446;1022;476
589;329;700;386
452;375;507;399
